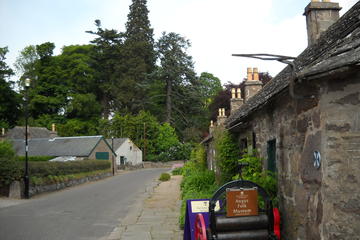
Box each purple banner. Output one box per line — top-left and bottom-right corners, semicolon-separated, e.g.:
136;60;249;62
183;199;211;240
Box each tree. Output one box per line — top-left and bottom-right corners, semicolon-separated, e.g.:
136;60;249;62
156;32;197;123
199;72;222;107
0;47;20;128
86;20;124;118
14;45;38;86
104;111;161;160
15;42;70;120
155;122;179;153
66;93;101;119
122;0;156;113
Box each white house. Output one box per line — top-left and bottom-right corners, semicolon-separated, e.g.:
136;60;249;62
107;138;143;167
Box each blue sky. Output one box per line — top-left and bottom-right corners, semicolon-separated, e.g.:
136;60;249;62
0;0;357;84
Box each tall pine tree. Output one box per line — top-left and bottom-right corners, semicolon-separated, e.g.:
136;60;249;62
156;32;205;140
122;0;156;113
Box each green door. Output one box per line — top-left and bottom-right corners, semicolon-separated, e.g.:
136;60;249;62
96;152;109;160
267;139;276;172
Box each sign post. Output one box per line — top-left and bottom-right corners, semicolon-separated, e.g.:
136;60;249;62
183;199;219;240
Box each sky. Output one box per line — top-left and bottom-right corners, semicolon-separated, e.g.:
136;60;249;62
0;0;358;85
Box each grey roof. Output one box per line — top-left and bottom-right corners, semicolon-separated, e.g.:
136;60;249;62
5;126;56;139
106;138;127;150
12;136;104;157
226;2;360;128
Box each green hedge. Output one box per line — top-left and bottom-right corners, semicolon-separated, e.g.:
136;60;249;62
0;141;22;187
17;156;53;162
27;160;111;178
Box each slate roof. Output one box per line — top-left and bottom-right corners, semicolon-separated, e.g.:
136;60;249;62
4;126;56;139
226;2;360;128
12;136;104;157
106;138;127;150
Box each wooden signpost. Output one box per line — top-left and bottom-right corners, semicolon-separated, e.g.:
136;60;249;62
226;188;258;217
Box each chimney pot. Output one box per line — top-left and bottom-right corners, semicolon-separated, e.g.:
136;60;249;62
237;88;241;99
253;68;259;81
247;67;253;81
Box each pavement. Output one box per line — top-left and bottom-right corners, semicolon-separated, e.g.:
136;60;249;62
0;198;28;208
106;174;183;240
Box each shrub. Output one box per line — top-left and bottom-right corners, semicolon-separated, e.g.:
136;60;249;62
17;156;53;162
179;160;218;229
214;130;240;184
233;150;278;206
159;172;171;181
172;167;183;175
0;141;22;187
30;169;110;186
189;144;206;169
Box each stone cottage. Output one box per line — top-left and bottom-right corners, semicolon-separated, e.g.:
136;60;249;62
204;1;360;239
12;136;116;162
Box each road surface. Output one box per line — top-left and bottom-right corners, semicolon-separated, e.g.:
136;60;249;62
0;168;167;240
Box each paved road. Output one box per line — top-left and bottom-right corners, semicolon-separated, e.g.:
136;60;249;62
0;168;167;240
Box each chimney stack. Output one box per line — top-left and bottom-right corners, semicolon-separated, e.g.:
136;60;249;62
209;120;214;134
231;88;236;99
244;67;263;102
50;123;57;138
230;88;244;115
217;108;227;126
304;0;341;46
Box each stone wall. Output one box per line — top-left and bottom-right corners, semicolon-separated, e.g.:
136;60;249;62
319;71;360;239
29;172;112;197
88;139;115;160
233;78;322;239
142;160;184;169
231;70;360;239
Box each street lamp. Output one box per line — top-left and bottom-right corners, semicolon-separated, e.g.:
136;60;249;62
24;78;31;199
111;136;115;176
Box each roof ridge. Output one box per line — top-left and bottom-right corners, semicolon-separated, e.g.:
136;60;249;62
53;135;103;139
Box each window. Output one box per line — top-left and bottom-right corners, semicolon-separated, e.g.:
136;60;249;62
120;156;125;165
96;152;109;160
130;146;132;150
267;139;277;172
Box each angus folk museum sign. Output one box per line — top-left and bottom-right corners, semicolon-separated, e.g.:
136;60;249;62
226;188;258;217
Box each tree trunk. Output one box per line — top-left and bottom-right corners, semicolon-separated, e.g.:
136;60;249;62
165;78;172;123
101;95;110;119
